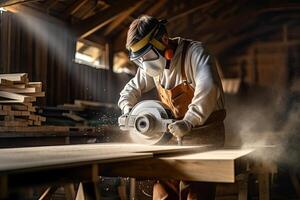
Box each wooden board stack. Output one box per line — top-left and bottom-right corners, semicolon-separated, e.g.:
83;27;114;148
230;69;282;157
0;73;46;127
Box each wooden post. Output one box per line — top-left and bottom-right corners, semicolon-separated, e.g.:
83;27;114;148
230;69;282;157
105;41;114;103
258;172;270;200
0;175;8;200
129;178;136;200
105;42;113;71
76;183;85;200
64;184;76;200
76;164;101;200
236;173;248;200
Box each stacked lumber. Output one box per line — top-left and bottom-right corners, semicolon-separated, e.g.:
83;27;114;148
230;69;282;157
0;73;46;127
38;100;119;126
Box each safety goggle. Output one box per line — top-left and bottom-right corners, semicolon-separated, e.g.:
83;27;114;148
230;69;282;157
131;48;160;66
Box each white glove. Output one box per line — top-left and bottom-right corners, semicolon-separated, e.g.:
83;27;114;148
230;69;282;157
118;105;133;127
168;120;192;138
122;105;132;115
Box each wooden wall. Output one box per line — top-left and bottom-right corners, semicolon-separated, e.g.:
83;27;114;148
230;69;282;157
0;12;132;106
69;64;132;104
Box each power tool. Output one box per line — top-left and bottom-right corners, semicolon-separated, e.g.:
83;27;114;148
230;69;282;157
118;100;178;145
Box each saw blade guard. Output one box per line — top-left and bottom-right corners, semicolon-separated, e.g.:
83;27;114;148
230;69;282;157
119;100;174;145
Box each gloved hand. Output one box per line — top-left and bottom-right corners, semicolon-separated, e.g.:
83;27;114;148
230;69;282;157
168;120;192;138
118;105;133;127
122;105;132;115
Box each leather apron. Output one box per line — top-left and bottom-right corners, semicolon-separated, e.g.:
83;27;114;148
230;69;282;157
152;40;225;200
155;40;225;147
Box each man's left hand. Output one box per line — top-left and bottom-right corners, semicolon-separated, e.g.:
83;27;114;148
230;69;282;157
168;120;192;138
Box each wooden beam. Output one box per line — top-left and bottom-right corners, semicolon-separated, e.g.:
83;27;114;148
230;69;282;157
103;0;146;36
0;0;38;7
168;0;217;23
144;0;168;16
43;0;60;11
208;26;276;55
73;0;136;39
194;3;300;37
63;0;89;18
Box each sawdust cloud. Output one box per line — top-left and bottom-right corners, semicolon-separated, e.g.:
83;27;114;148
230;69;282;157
227;89;300;169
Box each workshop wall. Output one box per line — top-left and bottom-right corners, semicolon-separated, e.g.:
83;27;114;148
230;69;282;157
0;12;131;106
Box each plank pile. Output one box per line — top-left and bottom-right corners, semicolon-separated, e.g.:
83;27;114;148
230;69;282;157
0;73;46;127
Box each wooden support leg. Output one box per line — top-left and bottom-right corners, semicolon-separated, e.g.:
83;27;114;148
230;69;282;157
289;169;300;198
118;178;127;200
258;173;269;200
75;164;101;200
64;184;76;200
38;186;59;200
76;183;85;200
0;175;8;200
130;178;136;200
237;174;248;200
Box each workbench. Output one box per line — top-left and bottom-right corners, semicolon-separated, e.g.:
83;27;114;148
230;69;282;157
0;125;126;148
0;143;274;200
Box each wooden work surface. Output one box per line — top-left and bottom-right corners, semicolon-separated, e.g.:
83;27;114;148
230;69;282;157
0;143;255;183
0;144;209;173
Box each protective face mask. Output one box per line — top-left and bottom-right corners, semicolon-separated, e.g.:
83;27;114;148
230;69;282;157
142;54;166;77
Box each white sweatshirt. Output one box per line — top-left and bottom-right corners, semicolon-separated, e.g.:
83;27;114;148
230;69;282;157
118;37;225;127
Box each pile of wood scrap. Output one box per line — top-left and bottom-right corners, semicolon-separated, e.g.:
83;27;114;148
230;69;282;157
38;100;119;126
0;73;46;127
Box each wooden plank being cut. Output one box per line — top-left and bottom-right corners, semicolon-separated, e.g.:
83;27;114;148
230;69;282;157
0;144;256;183
0;91;35;102
102;148;255;183
0;144;155;172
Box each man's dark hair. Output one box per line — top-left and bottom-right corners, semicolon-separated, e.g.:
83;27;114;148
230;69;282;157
126;15;167;50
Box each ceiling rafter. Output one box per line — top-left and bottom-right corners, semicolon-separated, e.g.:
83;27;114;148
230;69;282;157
103;0;147;37
0;0;39;7
62;0;89;19
167;0;218;23
72;0;136;39
43;0;59;11
191;2;300;38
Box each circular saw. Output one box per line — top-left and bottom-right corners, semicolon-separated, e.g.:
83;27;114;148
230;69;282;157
118;100;174;145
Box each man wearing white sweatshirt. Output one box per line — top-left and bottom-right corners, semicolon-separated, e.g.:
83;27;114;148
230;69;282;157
118;15;226;200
